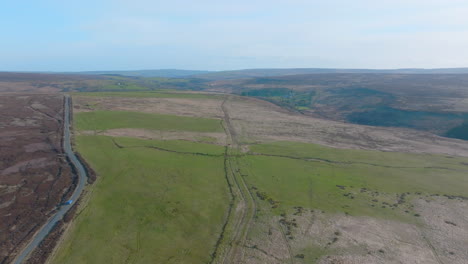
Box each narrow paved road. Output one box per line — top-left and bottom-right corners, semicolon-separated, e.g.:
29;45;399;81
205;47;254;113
13;95;88;264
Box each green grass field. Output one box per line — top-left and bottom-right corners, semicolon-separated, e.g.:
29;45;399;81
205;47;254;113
243;141;468;221
52;135;229;264
75;111;223;133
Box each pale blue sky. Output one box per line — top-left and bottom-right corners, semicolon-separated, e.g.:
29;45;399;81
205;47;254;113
1;0;468;71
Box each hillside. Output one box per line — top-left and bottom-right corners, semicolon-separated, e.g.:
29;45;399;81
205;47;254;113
207;73;468;140
0;72;207;93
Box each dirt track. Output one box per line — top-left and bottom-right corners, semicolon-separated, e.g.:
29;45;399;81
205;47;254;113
209;97;258;264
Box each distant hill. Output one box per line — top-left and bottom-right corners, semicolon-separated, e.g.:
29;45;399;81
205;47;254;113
192;68;468;80
0;72;209;93
207;72;468;140
0;72;103;82
10;68;468;80
63;67;468;80
76;69;212;78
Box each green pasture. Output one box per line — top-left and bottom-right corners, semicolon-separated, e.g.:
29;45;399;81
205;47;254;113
52;135;229;264
242;141;468;220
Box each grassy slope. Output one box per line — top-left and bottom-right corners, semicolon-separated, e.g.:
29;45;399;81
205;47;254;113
244;142;468;221
75;111;223;133
52;135;229;264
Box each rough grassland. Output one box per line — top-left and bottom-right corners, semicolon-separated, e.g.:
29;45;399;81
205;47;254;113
235;141;468;263
75;111;223;132
76;91;221;99
244;141;468;220
51;135;229;264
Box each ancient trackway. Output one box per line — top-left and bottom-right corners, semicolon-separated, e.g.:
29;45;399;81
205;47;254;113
13;95;88;264
212;97;258;264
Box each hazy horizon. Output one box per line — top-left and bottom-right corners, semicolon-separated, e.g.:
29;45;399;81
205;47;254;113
4;66;468;74
2;0;468;71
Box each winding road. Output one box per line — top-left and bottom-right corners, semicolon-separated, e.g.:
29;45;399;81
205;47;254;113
13;95;88;264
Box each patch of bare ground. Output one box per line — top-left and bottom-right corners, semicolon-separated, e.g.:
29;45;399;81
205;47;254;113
224;96;468;157
414;197;468;264
309;212;439;264
80;128;227;145
241;214;294;264
0;94;75;263
240;196;468;264
73;96;224;119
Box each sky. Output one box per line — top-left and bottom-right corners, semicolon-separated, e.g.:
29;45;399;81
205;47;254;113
1;0;468;71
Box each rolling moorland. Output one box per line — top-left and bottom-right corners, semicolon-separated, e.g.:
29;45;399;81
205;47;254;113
47;90;468;264
0;70;468;263
3;70;468;139
206;73;468;139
